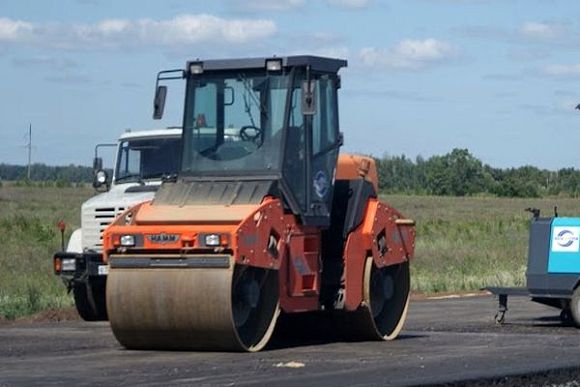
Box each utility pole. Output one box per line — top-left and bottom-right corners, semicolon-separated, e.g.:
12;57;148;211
26;123;32;180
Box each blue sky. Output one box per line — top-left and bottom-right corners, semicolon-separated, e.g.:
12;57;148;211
1;0;580;169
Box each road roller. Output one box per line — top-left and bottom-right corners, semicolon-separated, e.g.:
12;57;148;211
102;56;416;351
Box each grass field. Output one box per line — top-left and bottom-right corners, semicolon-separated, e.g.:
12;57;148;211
385;195;580;293
2;184;580;319
0;185;93;319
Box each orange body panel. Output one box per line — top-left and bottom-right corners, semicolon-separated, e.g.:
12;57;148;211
104;198;288;270
135;203;258;225
336;153;379;193
342;198;415;311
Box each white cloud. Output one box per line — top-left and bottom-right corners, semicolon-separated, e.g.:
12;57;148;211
520;22;564;40
0;17;34;42
360;38;455;70
97;19;131;35
326;0;371;9
544;64;580;77
136;15;276;45
0;15;277;50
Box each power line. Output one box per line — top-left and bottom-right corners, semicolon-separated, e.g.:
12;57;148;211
25;123;32;180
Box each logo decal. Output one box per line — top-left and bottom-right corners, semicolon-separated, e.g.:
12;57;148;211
551;226;580;252
555;230;576;247
147;233;180;244
313;171;328;199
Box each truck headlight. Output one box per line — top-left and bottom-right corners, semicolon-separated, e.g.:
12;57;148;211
204;234;220;247
61;258;76;272
120;234;136;247
95;170;107;184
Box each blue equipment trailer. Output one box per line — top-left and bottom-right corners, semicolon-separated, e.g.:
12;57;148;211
486;208;580;326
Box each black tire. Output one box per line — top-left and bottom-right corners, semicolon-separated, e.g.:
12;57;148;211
570;288;580;328
73;279;108;321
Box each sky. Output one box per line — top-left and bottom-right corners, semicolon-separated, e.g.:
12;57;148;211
1;0;580;169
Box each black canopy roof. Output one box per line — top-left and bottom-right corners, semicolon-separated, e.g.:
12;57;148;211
186;55;347;74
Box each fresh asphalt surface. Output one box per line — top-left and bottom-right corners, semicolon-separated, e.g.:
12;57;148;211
1;295;579;386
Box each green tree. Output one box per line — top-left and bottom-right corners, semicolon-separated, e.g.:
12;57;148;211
424;148;486;196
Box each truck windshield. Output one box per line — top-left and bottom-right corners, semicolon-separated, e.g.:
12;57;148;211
115;137;180;183
181;70;294;176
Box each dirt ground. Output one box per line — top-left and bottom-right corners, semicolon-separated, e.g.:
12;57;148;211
0;295;579;386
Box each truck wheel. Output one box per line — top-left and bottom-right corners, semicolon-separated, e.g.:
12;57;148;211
570;288;580;328
73;279;108;321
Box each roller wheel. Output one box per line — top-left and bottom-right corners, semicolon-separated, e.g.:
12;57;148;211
107;262;280;351
340;258;410;341
73;279;108;321
570;288;580;328
231;265;281;350
365;259;410;339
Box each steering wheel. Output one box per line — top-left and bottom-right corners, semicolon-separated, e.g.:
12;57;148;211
239;125;263;144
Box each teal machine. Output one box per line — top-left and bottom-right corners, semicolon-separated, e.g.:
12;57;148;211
486;209;580;326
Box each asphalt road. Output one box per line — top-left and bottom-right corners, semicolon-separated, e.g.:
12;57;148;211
1;295;579;386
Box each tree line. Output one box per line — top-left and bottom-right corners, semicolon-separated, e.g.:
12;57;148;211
2;149;580;197
376;148;580;198
0;163;93;184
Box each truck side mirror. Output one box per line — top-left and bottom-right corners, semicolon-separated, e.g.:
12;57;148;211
153;85;167;120
93;156;103;171
301;80;316;116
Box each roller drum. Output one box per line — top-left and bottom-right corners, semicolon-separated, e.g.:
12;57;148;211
107;259;280;352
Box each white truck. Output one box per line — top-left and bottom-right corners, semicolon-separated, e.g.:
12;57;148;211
53;128;181;320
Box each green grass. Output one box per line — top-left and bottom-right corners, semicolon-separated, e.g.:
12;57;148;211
2;184;580;319
383;194;580;293
0;185;93;319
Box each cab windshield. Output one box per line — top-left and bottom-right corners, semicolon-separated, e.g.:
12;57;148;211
115;137;181;183
181;70;295;176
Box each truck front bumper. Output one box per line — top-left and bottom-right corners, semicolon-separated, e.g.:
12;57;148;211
53;252;109;284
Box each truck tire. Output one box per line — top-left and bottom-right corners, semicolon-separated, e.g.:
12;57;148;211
570;287;580;328
73;279;108;321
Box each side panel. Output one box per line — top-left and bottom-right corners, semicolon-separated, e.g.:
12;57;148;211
526;217;551;292
279;224;321;312
548;217;580;274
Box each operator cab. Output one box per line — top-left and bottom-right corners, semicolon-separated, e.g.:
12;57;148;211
155;56;347;227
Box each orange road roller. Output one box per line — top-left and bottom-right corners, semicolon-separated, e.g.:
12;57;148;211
102;56;415;351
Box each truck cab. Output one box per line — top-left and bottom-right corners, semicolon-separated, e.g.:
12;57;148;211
54;128;181;321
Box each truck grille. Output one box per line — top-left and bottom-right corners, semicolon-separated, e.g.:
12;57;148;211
82;207;126;251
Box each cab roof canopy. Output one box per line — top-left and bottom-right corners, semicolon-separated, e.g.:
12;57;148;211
186;55;348;74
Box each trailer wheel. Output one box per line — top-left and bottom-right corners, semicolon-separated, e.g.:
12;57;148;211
570;288;580;328
73;279;108;321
